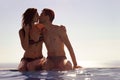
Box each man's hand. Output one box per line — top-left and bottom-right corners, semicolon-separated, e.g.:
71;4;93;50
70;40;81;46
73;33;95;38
73;65;82;69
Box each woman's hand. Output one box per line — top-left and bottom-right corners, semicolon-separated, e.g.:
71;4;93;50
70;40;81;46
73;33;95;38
23;25;29;34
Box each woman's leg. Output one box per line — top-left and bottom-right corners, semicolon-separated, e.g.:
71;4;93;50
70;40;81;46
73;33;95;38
18;59;27;72
27;57;46;71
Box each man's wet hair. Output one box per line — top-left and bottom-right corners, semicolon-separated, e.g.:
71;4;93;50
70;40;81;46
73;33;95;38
43;8;55;22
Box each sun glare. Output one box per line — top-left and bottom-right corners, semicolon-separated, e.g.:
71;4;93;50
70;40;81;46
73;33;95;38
78;61;104;68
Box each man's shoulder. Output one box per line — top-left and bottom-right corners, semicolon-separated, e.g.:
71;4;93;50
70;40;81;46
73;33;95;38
53;25;66;32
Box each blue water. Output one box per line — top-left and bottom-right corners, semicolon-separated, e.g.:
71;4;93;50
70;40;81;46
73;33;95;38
0;68;120;80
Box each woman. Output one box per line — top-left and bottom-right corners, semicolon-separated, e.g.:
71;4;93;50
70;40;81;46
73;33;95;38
18;8;45;71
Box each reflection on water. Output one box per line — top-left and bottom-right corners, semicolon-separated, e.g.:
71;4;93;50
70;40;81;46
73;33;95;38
0;68;120;80
78;60;120;68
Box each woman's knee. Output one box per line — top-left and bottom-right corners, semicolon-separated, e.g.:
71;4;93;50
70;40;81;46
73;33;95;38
18;60;27;71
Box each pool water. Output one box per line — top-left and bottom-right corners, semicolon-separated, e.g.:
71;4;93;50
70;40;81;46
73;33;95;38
0;68;120;80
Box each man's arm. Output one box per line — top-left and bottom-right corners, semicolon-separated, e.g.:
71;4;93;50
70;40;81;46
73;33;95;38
58;26;81;68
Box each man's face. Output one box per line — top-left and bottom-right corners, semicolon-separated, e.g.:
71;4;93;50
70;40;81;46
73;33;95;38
39;11;47;23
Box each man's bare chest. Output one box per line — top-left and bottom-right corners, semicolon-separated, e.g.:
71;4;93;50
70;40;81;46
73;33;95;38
43;30;60;42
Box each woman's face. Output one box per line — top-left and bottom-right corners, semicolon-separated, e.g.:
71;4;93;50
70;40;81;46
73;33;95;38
33;12;39;22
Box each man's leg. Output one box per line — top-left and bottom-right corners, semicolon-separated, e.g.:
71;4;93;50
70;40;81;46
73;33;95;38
43;59;54;70
64;60;72;70
57;59;72;71
59;59;72;70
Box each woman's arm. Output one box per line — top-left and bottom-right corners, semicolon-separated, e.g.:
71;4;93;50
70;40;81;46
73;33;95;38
19;26;29;50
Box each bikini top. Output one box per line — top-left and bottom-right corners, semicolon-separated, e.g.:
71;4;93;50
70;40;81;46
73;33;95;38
29;34;43;44
22;29;44;45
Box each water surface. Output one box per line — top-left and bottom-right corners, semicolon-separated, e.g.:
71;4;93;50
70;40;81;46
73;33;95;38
0;68;120;80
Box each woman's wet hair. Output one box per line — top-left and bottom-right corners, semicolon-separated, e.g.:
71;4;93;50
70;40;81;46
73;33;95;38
22;8;37;27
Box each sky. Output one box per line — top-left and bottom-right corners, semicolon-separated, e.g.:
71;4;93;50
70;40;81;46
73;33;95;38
0;0;120;68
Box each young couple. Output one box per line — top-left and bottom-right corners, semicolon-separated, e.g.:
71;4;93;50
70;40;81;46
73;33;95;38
18;8;81;71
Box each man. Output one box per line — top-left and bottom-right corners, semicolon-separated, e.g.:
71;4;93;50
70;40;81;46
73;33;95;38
39;8;81;70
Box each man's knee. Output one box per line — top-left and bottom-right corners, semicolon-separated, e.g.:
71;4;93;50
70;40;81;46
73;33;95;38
66;61;72;70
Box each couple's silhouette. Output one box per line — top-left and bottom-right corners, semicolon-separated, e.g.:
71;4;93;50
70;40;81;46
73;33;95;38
18;8;81;71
